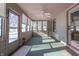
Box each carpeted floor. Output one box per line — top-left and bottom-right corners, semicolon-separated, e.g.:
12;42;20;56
26;33;77;56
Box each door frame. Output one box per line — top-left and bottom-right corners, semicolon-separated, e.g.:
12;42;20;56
66;3;79;45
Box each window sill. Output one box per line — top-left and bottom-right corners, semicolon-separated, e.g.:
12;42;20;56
9;39;17;43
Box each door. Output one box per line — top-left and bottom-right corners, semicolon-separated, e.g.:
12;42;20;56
68;10;79;49
71;11;79;44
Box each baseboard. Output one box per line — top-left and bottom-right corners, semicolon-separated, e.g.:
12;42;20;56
67;45;79;55
12;46;31;56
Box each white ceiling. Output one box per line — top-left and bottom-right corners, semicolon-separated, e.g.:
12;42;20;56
17;3;73;20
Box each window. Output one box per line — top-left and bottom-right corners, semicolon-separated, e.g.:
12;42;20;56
53;19;56;32
27;18;31;31
0;17;2;36
22;14;27;32
32;21;37;31
30;20;32;31
38;21;42;31
43;21;47;31
9;11;19;43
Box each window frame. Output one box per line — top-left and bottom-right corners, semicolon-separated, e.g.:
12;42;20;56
22;13;27;32
27;17;33;31
8;9;19;43
27;17;30;31
53;19;56;32
43;21;47;31
0;16;3;37
32;21;37;31
37;21;42;31
30;20;32;31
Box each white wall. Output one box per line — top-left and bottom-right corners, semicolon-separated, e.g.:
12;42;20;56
21;32;32;44
53;4;78;44
0;3;6;16
55;11;67;43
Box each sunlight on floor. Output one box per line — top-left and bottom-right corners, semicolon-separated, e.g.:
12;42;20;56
26;32;75;56
44;49;72;56
42;39;55;43
31;44;51;51
50;42;66;48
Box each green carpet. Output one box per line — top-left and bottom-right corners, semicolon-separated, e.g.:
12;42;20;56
26;33;76;56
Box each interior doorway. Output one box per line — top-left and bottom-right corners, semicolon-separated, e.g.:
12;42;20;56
68;10;79;49
71;11;79;44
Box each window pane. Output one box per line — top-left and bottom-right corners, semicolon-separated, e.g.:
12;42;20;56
75;20;79;31
9;12;18;43
30;20;32;31
0;17;2;36
22;14;27;32
33;21;37;31
38;21;42;31
53;20;56;32
27;25;30;31
43;21;47;31
27;18;30;31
